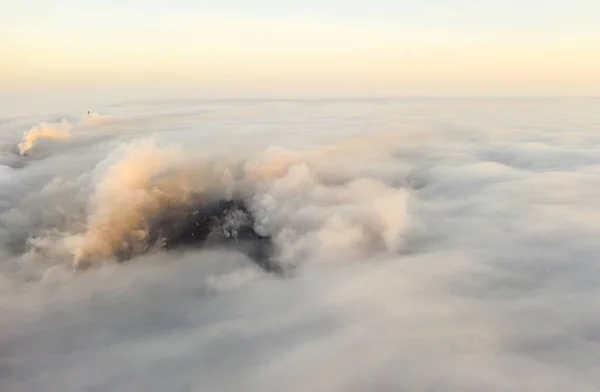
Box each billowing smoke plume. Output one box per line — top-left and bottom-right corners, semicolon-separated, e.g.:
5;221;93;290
10;136;410;270
18;119;73;155
72;139;232;266
65;138;410;269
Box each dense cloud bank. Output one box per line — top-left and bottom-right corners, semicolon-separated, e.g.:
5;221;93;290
1;99;600;391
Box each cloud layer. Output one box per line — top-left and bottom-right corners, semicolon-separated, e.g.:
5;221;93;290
1;98;600;391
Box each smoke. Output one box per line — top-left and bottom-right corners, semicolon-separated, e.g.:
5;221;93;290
73;139;187;265
20;136;410;270
71;139;241;267
14;112;119;157
17;119;73;155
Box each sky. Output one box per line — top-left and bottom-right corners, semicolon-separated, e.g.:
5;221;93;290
1;0;600;99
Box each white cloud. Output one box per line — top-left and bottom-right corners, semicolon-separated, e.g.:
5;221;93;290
1;98;600;391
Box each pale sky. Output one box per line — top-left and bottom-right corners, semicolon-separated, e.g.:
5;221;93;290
1;0;600;98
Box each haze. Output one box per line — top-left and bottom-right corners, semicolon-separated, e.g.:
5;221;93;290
2;0;600;102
